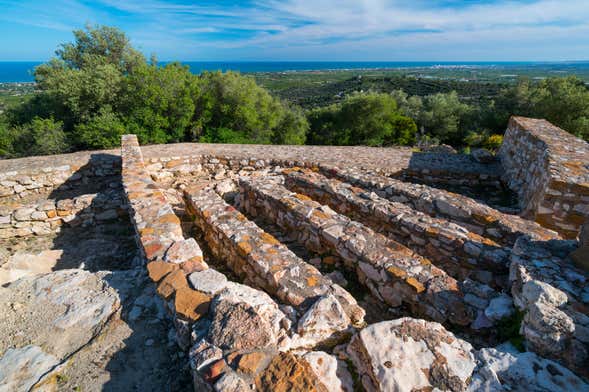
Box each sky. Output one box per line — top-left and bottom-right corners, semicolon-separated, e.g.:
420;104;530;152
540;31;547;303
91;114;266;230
0;0;588;61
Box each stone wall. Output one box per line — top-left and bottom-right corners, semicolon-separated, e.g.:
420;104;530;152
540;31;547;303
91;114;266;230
184;186;365;330
0;154;120;200
0;190;126;239
499;116;589;239
284;169;510;286
323;165;560;247
237;176;517;330
509;236;589;378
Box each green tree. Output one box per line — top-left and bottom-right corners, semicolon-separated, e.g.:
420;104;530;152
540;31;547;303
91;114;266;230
420;92;472;144
120;62;199;144
11;117;69;156
74;108;126;149
194;71;307;144
0;119;14;157
307;92;416;146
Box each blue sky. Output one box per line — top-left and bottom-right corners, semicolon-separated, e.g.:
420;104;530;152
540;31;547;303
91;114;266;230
0;0;588;61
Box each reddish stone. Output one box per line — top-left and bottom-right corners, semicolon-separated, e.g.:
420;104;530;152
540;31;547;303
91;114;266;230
157;269;188;300
147;261;178;282
174;287;211;322
203;359;227;383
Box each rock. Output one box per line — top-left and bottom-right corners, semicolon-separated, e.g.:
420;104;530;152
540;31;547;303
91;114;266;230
579;222;589;248
0;345;59;392
156;269;188;300
484;294;514;321
470;345;589;392
0;270;120;390
214;371;251;392
293;295;351;348
237;351;271;374
255;352;329;392
471;148;495;163
164;238;203;264
174;287;211;322
325;271;348;287
208;283;288;351
215;179;237;197
189;269;229;295
13;207;35;221
0;249;63;285
147;260;179;282
128;305;143;321
347;318;476;392
423;144;457;154
522;280;568;308
303;351;354;392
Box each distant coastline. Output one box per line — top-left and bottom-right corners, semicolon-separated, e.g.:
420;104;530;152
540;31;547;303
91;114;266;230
1;60;589;83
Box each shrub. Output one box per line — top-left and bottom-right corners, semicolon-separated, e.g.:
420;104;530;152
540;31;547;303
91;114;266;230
483;134;504;151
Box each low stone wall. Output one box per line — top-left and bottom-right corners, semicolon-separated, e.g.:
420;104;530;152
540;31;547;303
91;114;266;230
0;153;120;200
499;116;589;239
509;236;589;378
284;169;510;286
238;176;506;329
400;151;504;190
184;187;365;330
323;165;560;247
0;190;126;238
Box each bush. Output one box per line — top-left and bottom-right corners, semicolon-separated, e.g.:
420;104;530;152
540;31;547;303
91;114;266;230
483;134;504;151
12;117;69;156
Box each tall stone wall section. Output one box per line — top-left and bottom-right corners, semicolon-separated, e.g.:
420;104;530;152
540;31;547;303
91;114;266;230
499;116;589;239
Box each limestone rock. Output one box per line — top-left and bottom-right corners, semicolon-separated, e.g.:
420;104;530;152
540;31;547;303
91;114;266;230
0;345;59;392
208;283;288;351
0;249;63;285
469;345;589;392
189;268;229;295
347;318;476;392
255;352;329;392
164;238;203;264
0;270;120;390
484;294;515;321
302;351;354;392
522;280;568;308
293;294;352;348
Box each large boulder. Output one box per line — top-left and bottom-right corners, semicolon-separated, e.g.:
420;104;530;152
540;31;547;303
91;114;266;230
346;318;476;392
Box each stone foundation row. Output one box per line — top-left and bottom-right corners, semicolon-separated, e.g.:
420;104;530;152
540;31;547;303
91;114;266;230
284;169;510;286
0;190;127;239
237;176;514;330
322;165;560;247
184;187;365;330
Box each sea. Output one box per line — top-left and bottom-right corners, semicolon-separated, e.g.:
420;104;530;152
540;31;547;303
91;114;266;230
1;61;588;83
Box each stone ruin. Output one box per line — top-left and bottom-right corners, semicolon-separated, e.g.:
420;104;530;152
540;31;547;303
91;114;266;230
0;115;588;391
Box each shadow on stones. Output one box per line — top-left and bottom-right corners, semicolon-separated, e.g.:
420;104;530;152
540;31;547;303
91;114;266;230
401;151;520;212
46;154;192;391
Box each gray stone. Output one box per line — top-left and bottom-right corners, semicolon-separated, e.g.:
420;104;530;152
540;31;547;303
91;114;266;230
522;280;568;307
471;148;495;164
0;345;59;392
484;294;514;321
347;318;475;392
470;345;589;392
303;351;354;392
292;295;351;348
189;269;228;295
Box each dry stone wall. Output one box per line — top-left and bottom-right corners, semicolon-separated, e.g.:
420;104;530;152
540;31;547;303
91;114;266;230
499;116;589;239
0;153;120;199
0;189;126;239
238;176;513;330
322;165;560;247
284;168;510;286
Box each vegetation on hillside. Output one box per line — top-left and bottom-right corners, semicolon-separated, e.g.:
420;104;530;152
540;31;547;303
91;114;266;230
0;25;588;158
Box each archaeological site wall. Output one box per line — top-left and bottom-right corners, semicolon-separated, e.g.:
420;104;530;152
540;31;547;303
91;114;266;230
500;116;589;239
